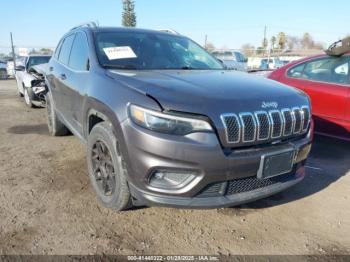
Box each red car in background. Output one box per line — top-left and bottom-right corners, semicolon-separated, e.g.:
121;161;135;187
268;53;350;141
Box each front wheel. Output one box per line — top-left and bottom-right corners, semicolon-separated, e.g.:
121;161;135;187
23;87;34;108
87;122;133;211
45;92;70;136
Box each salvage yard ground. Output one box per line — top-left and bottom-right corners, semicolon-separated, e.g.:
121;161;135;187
0;79;349;255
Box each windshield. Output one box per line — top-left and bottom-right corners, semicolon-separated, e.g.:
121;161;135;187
94;31;223;70
27;56;51;69
212;51;234;61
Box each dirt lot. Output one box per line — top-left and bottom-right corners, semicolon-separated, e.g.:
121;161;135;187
0;79;349;256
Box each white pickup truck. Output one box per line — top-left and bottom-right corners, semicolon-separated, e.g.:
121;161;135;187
211;50;248;72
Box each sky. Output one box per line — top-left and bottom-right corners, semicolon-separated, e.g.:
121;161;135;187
0;0;349;53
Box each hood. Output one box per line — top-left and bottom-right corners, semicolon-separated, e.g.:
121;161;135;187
30;63;49;75
106;70;309;115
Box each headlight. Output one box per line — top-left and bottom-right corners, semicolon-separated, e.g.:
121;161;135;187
129;104;213;135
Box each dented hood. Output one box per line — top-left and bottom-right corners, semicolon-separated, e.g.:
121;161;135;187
106;69;309;115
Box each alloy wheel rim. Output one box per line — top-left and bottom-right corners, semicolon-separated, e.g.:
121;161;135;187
91;140;116;196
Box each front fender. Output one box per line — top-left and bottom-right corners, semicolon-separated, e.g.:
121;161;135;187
22;73;36;88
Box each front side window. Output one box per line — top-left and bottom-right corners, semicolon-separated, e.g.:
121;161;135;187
94;31;223;70
58;34;75;65
69;32;89;71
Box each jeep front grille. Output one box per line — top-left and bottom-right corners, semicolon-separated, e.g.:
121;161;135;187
221;106;310;145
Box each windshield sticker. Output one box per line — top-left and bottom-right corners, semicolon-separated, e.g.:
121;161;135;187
103;46;137;60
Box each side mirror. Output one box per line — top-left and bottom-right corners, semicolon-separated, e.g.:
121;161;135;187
15;65;25;71
217;59;227;69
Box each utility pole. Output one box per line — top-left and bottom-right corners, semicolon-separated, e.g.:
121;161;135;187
263;25;267;56
10;32;16;69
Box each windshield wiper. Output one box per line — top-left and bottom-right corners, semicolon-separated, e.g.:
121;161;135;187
181;66;194;70
102;64;137;70
161;66;198;70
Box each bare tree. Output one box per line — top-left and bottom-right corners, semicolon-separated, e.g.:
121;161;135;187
286;36;299;50
39;48;53;55
241;43;255;57
205;42;215;52
301;33;313;49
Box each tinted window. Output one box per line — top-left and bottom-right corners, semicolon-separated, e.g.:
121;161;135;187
287;63;305;78
69;32;89;70
302;57;349;84
58;34;75;65
27;56;51;69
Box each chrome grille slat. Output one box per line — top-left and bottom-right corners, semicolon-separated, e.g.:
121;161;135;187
221;114;240;143
269;110;283;138
255;111;270;140
301;106;310;132
239;113;256;142
281;109;294;136
221;106;310;145
293;107;302;134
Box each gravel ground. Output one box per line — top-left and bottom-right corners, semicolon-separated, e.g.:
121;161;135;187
0;79;349;256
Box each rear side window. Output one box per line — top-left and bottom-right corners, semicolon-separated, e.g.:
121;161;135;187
302;57;349;84
69;32;89;71
58;34;75;65
235;52;246;62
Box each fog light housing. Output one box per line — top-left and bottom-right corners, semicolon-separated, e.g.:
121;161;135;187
148;169;197;190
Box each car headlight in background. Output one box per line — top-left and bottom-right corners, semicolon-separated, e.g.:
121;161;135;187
129;104;213;135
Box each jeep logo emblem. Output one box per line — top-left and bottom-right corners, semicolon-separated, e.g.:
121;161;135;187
262;101;278;109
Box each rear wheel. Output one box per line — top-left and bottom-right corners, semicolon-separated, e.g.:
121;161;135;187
87;122;133;211
46;92;70;136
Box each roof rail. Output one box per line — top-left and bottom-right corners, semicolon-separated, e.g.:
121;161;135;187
70;21;98;31
158;29;180;35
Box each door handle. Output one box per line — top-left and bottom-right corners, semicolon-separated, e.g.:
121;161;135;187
59;73;66;80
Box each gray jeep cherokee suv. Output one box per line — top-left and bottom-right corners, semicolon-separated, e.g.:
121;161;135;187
46;23;313;210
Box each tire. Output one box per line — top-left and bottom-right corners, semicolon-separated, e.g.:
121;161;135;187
23;87;34;108
87;121;133;211
0;69;7;80
45;92;70;136
16;81;23;97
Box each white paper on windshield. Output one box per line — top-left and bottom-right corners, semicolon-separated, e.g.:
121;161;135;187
103;46;137;60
